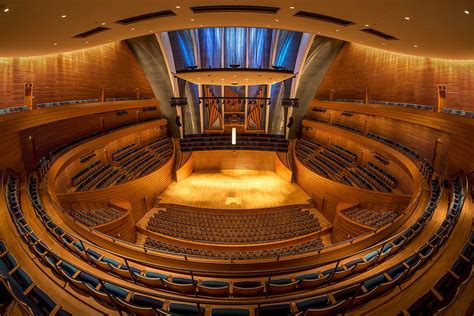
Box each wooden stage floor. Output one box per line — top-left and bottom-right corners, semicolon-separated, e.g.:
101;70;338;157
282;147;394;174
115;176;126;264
158;170;311;209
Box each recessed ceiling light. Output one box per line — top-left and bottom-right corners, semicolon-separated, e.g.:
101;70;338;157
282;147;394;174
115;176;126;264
190;18;195;22
149;30;154;33
3;8;9;12
266;24;270;27
414;44;418;48
61;14;67;18
199;24;203;27
175;5;181;9
245;78;249;80
404;16;410;20
335;29;340;32
317;31;321;34
290;6;295;10
53;43;58;46
365;24;370;27
275;19;279;22
101;22;106;25
131;28;135;30
464;10;470;14
85;41;89;43
382;43;386;46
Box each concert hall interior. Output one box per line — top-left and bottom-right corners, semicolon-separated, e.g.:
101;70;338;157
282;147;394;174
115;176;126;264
0;1;473;315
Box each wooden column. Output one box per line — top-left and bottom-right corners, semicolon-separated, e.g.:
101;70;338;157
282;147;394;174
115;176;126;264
24;83;33;110
135;88;141;100
329;89;335;101
365;88;370;104
436;85;446;113
100;87;105;102
26;136;37;168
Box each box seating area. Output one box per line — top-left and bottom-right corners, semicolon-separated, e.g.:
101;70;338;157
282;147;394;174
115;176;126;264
295;138;397;192
343;207;402;229
144;237;324;260
146;204;321;244
72;136;172;191
179;133;289;152
65;206;125;227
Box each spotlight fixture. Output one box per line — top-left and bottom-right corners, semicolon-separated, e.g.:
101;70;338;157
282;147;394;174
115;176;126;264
336;29;340;32
365;24;370;27
175;5;181;9
414;44;418;48
3;7;9;12
101;22;106;25
289;6;295;10
275;19;279;22
404;16;410;20
465;10;470;14
61;14;67;18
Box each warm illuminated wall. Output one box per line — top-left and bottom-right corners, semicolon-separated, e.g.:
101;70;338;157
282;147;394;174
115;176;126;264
316;43;474;111
0;42;154;108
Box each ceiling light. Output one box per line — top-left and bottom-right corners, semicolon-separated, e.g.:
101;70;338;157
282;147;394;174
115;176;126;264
61;14;67;18
3;8;9;12
149;30;153;33
101;22;106;25
290;6;295;10
317;31;321;34
131;28;135;30
414;44;418;48
53;43;58;46
404;16;410;20
221;78;225;80
190;18;195;22
199;24;203;27
382;43;386;46
175;5;181;9
275;19;279;22
365;24;370;27
85;41;89;43
464;10;470;14
335;29;340;32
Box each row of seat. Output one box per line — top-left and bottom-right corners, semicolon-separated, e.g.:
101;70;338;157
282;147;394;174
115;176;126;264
147;205;321;244
179;133;289;153
343;207;402;229
296;138;396;193
65;206;125;227
144;237;324;260
73;136;173;192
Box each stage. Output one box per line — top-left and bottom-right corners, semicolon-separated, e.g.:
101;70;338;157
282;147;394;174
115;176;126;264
158;170;310;209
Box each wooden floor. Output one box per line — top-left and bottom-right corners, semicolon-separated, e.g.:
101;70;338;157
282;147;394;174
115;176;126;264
158;170;310;209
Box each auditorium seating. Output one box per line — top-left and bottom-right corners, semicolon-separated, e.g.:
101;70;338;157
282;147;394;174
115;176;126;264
179;133;289;152
65;206;126;227
343;207;402;228
295;138;397;192
144;237;324;260
72;136;172;191
147;204;321;244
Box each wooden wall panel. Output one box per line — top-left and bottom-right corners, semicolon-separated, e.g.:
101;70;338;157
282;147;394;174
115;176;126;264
309;100;474;177
0;42;154;108
316;43;474;111
0;99;160;173
191;150;277;171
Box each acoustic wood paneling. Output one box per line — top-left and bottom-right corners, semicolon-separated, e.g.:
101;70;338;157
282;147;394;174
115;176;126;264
309;100;474;177
0;42;154;108
191;150;277;171
0;99;160;174
316;43;474;111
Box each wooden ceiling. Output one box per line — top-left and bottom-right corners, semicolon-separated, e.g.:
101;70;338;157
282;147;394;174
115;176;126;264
0;0;472;59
